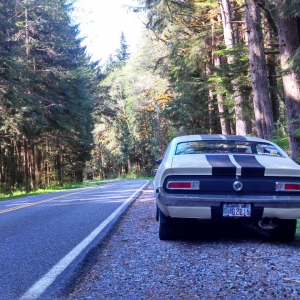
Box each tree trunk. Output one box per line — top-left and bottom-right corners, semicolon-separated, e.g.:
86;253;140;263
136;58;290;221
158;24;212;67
245;0;274;139
24;139;30;192
263;5;280;124
275;0;300;161
127;157;131;173
220;0;247;135
212;22;229;135
216;92;228;134
266;52;280;124
25;8;29;59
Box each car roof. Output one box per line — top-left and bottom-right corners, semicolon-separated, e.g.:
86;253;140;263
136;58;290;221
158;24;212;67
171;134;271;144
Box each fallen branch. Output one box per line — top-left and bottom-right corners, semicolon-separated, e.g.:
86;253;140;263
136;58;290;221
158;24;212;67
283;278;300;284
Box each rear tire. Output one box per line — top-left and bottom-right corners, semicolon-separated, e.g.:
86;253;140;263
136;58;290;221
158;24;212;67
158;209;178;240
269;219;296;242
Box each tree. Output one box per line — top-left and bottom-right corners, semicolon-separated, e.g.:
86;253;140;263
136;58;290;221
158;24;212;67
89;0;300;182
245;0;274;139
92;35;172;178
262;3;280;124
275;0;300;161
0;0;99;193
220;0;248;135
116;32;130;63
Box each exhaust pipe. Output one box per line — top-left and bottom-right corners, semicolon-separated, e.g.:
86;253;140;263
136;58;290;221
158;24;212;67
258;217;278;230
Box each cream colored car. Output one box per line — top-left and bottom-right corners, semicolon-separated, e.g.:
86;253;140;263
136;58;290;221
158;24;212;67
154;134;300;241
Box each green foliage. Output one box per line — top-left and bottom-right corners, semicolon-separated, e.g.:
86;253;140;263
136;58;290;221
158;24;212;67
0;0;100;194
290;47;300;79
90;0;299;178
118;170;154;180
3;0;298;189
103;33;130;72
271;124;290;152
116;32;131;62
90;36;172;179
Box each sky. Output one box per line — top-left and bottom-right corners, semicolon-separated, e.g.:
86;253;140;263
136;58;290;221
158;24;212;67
71;0;145;64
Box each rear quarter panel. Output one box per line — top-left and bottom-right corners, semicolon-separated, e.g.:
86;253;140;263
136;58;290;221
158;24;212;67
153;142;174;191
255;155;300;176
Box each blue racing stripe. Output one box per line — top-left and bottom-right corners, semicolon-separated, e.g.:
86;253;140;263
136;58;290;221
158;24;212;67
224;135;247;140
206;155;236;176
200;134;223;140
233;155;265;176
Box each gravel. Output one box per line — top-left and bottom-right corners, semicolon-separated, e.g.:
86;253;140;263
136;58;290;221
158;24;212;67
67;183;300;299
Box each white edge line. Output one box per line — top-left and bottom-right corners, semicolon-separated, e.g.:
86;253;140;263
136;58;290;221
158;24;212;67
20;180;149;300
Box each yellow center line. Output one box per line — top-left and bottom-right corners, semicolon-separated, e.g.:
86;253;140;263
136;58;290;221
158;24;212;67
0;187;101;214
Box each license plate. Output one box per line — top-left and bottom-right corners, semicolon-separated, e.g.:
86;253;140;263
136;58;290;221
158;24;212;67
223;204;251;217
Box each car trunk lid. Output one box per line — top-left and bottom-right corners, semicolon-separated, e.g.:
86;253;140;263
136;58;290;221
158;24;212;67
171;154;300;177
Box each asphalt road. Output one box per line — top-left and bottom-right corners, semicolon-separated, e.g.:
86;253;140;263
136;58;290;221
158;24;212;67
0;179;148;300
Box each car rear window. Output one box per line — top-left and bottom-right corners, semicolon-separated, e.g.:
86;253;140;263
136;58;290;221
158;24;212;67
175;141;282;157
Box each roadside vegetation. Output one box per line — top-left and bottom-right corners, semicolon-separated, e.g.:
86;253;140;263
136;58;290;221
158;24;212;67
0;0;300;195
0;174;153;200
89;0;300;180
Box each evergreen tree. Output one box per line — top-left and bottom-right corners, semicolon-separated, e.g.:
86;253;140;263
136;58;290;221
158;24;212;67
245;0;274;139
0;0;99;193
275;0;300;161
116;32;130;63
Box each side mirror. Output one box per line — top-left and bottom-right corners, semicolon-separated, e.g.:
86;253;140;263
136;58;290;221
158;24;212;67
155;158;162;165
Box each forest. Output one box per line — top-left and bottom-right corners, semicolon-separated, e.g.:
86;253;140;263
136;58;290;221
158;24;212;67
0;0;300;194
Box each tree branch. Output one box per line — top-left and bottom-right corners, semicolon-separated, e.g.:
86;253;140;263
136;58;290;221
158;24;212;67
256;0;278;35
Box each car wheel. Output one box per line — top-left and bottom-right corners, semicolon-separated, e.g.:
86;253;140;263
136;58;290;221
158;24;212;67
155;204;159;221
269;219;297;242
158;209;178;240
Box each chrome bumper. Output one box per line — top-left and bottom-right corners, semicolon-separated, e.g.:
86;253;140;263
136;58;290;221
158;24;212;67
156;188;300;208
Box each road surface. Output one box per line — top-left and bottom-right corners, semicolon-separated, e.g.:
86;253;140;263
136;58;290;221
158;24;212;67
0;179;148;299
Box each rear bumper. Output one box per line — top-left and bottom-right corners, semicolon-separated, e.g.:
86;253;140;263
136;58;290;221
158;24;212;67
156;188;300;219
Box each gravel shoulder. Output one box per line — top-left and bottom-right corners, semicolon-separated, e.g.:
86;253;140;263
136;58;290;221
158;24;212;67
66;183;300;299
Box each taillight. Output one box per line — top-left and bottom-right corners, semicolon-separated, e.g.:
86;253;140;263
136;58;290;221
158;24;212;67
167;181;199;190
284;183;300;191
276;182;300;192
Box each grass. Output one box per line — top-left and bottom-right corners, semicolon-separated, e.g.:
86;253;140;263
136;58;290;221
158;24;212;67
118;175;154;181
117;171;154;181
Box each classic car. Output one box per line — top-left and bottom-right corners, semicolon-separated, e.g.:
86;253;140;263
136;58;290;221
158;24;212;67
154;134;300;241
